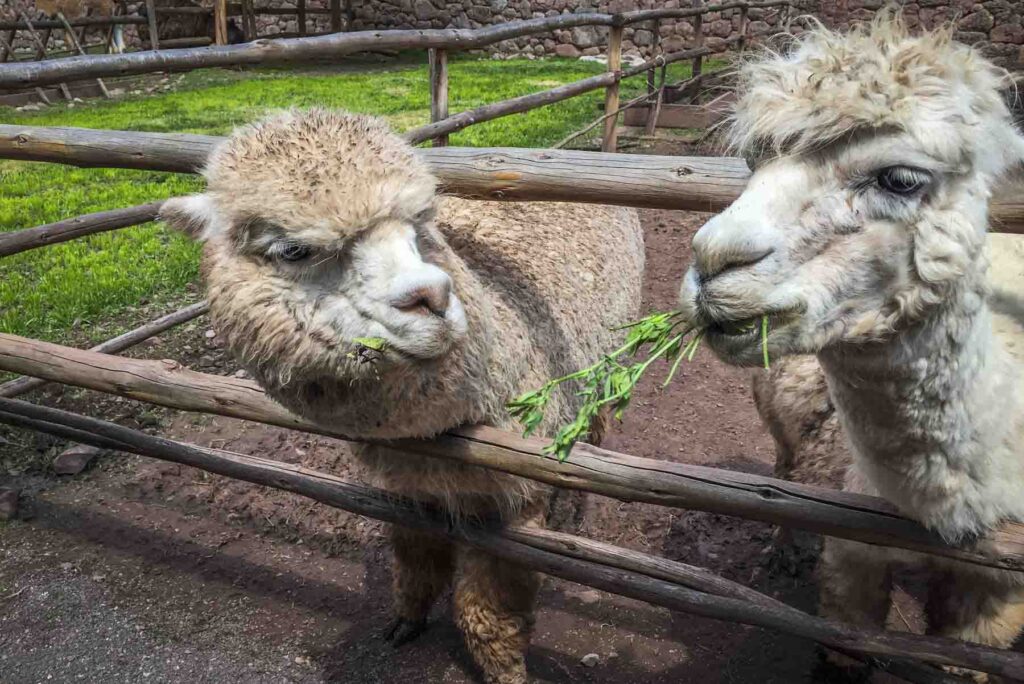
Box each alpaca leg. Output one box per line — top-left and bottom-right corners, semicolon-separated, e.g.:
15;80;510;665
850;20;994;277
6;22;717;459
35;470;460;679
454;548;539;684
817;538;892;677
926;569;1024;682
819;538;893;627
385;525;455;646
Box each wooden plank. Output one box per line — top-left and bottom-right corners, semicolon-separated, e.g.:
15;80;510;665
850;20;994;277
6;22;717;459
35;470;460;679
3;332;1024;577
428;47;448;147
2;123;1023;231
296;0;306;37
0;16;147;31
144;0;160;49
0;302;209;399
0;395;1015;681
624;96;733;129
602;24;623;153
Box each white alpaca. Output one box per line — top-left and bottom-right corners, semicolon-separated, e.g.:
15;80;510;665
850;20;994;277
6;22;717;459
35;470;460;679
160;109;644;684
676;14;1024;670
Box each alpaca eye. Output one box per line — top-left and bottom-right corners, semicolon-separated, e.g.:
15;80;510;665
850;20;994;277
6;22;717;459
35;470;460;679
876;166;929;195
276;243;311;262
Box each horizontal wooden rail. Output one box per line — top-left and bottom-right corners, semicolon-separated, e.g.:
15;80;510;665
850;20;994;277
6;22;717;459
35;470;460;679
0;303;209;398
0;395;1012;680
2;125;1021;228
0;3;795;90
0;16;147;31
0;202;163;258
0;332;1022;573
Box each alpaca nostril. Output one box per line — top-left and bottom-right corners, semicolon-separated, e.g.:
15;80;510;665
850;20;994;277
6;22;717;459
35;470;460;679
697;248;775;284
392;284;450;317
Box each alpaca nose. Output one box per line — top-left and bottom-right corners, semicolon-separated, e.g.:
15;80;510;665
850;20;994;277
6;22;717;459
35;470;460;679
691;215;775;283
390;271;451;317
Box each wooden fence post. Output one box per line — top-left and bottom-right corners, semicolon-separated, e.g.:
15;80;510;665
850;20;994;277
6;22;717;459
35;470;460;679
330;0;342;33
214;0;228;45
428;47;449;147
241;0;257;41
296;0;307;36
738;4;749;52
345;0;355;31
601;23;623;153
690;0;704;82
144;0;160;49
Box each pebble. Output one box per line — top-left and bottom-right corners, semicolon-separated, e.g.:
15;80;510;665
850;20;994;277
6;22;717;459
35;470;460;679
580;653;600;668
53;445;103;475
577;589;601;605
204;329;217;339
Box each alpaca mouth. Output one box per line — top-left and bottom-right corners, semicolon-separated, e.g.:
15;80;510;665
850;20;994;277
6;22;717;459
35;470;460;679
707;315;763;338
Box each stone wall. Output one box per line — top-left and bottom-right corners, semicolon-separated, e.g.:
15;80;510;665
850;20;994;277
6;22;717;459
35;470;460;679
4;1;1021;68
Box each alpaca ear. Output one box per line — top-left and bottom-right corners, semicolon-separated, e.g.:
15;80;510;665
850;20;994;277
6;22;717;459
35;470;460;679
159;194;218;241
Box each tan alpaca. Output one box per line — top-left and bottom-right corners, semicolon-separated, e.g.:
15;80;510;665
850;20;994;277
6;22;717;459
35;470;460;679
160;108;644;684
675;15;1024;679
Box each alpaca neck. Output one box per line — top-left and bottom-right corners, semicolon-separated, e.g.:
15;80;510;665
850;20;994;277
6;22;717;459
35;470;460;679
817;281;1024;540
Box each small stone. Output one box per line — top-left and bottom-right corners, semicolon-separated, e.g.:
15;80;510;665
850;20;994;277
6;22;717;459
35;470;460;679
233;369;249;379
580;653;600;667
0;489;18;521
554;43;580;58
577;589;601;604
53;444;102;475
204;329;217;339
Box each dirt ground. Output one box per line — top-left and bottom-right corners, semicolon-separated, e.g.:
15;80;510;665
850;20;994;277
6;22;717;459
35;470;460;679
0;145;919;683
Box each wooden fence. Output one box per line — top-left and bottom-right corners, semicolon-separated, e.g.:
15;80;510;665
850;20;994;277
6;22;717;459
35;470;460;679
4;6;1024;682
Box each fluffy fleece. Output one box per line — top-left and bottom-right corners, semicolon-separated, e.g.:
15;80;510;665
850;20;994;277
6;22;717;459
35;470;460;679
676;13;1024;669
161;108;644;684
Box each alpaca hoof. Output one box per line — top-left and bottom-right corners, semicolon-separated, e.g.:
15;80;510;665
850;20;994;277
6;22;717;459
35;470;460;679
383;617;428;647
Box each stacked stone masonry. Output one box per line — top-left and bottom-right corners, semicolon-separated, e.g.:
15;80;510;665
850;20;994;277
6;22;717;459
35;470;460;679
1;1;1021;66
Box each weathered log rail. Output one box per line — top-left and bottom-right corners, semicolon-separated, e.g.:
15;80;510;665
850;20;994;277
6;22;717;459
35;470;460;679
0;395;1011;681
0;2;795;89
2;124;1022;229
2;331;1023;575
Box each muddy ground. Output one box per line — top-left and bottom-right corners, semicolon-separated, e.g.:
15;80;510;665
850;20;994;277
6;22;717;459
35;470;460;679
2;147;930;683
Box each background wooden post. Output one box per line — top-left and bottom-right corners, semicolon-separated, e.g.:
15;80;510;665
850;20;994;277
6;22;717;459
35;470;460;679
428;47;449;147
738;4;749;52
330;0;342;33
57;13;110;99
345;0;355;30
645;19;659;97
214;0;228;45
690;0;704;83
296;0;306;36
601;24;623;153
241;0;257;41
144;0;160;49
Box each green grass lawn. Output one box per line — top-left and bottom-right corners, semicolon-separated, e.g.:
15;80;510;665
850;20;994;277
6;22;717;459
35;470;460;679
0;55;712;345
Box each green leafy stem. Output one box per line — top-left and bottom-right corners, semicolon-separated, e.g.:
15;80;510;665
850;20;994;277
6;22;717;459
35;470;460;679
507;311;771;462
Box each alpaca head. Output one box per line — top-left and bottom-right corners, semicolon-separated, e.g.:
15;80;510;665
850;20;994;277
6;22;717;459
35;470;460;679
678;15;1024;366
160;109;469;391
